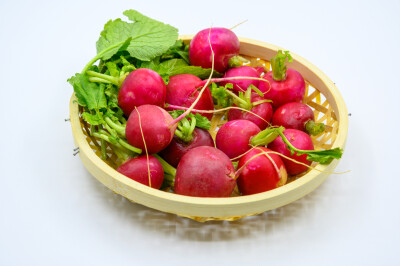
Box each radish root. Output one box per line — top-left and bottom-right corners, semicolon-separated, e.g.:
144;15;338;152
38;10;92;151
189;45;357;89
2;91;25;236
135;106;151;188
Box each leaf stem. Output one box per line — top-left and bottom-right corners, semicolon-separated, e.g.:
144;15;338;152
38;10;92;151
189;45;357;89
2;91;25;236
87;71;120;86
81;42;125;74
153;154;176;177
105;117;126;137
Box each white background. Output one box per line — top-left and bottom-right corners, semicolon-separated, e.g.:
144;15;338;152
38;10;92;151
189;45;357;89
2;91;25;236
1;0;399;265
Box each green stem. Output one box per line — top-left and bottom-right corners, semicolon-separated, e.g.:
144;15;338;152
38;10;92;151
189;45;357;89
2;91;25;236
174;129;184;139
87;70;120;86
252;99;273;106
93;131;141;155
187;116;196;139
81;42;125;74
225;89;251;110
228;55;250;68
118;139;142;154
163;174;175;187
104;123;118;138
250;126;283;146
271;50;293;81
100;139;107;160
153;154;176;177
93;132;122;150
88;77;113;84
110;144;131;163
105;117;126;137
305;120;325;136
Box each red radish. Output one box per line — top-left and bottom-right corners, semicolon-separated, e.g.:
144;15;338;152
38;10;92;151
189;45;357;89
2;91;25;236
125;105;177;154
227;92;273;130
268;129;314;175
258;51;305;108
117;155;164;189
159;128;214;167
219;66;260;93
189;27;240;73
237;147;287;195
165;74;214;120
118;68;166;116
174;146;236;197
216;120;261;159
272;102;325;135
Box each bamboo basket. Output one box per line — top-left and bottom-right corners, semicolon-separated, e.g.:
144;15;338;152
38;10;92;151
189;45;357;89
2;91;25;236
69;36;348;222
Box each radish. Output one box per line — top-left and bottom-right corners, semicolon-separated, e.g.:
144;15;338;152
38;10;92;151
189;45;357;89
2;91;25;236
165;74;214;120
252;126;343;165
237;147;287;195
125;105;177;154
272;102;325;135
258;50;305;108
268;129;314;175
118;68;166;116
216;120;261;159
219;66;260;93
117;155;164;189
174;146;236;197
189;27;241;73
159;128;214;167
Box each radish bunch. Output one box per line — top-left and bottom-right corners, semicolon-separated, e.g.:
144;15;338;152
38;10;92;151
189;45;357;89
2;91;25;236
69;10;343;198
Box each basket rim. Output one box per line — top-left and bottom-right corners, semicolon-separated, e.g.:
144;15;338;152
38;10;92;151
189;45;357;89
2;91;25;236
69;36;348;213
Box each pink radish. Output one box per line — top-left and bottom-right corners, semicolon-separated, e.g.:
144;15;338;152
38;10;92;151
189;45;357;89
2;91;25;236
159;128;214;167
117;155;164;189
268;129;314;175
118;68;166;116
219;66;260;93
237;147;287;195
189;27;240;73
125;105;177;154
216;120;261;159
258;51;305;108
174;146;236;197
165;74;214;120
272;102;325;135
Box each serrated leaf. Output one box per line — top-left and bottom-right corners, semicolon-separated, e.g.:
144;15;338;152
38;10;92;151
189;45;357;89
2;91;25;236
95;10;178;62
68;73;107;110
81;111;104;125
191;113;211;130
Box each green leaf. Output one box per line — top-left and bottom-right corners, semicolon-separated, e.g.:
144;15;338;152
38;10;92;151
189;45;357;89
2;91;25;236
300;148;344;164
68;73;107;110
95;10;178;62
81;111;104;125
210;83;232;108
191;113;211;130
169;110;211;130
160;40;190;63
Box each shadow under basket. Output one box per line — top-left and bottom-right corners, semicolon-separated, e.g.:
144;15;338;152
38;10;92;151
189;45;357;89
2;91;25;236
69;36;348;222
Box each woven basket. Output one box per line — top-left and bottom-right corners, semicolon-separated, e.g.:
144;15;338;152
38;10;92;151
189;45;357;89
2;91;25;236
69;36;348;222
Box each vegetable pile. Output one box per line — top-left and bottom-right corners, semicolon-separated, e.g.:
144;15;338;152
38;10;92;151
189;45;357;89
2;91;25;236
69;10;343;197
